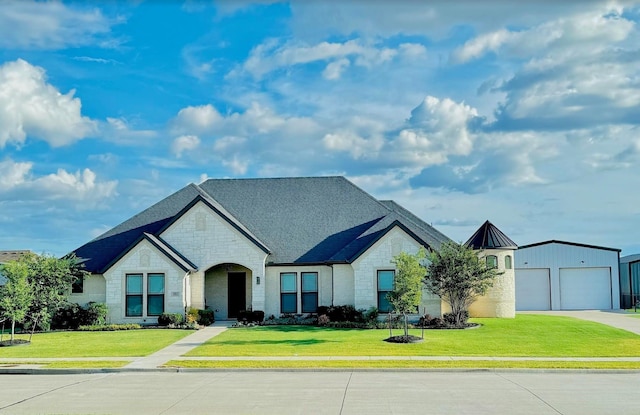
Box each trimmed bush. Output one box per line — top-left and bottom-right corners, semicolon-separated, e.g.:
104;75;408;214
51;302;109;330
236;310;263;324
186;307;199;324
78;324;141;331
197;309;215;326
158;313;184;326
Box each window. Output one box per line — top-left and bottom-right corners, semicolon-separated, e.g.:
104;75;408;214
147;273;165;316
486;255;498;269
377;270;395;313
301;272;318;313
72;276;83;293
505;255;512;270
126;274;143;317
281;273;297;313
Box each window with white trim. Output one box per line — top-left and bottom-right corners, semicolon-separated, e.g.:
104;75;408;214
125;273;165;317
280;272;297;313
301;272;318;313
377;270;395;313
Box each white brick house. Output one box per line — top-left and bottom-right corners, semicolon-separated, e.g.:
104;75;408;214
69;177;509;324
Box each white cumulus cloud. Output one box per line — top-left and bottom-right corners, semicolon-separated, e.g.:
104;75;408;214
0;0;119;50
172;135;201;158
0;59;96;148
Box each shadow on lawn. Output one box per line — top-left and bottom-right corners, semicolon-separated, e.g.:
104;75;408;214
216;339;334;346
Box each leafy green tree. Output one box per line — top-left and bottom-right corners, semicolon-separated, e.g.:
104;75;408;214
24;253;90;333
423;242;500;327
388;248;427;339
0;261;34;342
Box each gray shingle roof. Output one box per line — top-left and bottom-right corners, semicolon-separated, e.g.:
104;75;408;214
464;220;517;249
72;176;451;272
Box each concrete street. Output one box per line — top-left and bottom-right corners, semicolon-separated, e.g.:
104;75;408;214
1;371;639;415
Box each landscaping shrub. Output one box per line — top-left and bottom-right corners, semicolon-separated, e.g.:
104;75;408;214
443;311;469;327
51;302;109;330
363;307;379;322
78;324;141;331
186;307;199;324
236;310;263;324
262;314;317;326
317;305;364;323
158;313;184;327
197;309;215;326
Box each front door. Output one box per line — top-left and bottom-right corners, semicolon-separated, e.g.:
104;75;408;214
227;272;246;318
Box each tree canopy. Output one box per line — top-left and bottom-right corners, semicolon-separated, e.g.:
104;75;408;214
423;241;500;327
388;248;427;339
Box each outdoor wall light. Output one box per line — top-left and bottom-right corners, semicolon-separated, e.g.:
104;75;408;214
256;276;261;285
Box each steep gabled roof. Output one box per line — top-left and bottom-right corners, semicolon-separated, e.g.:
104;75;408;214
464;220;517;250
72;176;451;272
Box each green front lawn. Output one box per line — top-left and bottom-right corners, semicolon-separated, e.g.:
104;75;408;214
186;315;640;357
0;329;192;358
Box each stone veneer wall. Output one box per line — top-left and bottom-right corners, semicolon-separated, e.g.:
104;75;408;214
352;226;442;317
160;201;268;311
103;239;188;324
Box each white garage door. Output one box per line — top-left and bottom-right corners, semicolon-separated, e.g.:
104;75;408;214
559;267;611;310
516;268;551;310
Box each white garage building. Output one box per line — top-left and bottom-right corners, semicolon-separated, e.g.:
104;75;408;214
515;240;621;311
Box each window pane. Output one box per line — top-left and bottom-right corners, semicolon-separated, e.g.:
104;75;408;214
281;293;297;313
377;270;394;290
148;274;165;294
126;274;143;294
301;273;317;292
505;255;512;269
378;292;391;313
486;256;497;269
126;295;142;316
281;273;296;292
302;293;318;313
147;295;164;316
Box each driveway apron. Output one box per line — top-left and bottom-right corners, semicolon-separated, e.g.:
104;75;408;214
520;310;640;335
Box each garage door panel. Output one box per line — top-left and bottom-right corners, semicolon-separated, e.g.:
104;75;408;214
560;267;611;310
516;268;550;311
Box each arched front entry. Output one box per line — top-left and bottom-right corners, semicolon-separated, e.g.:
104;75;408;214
204;263;252;320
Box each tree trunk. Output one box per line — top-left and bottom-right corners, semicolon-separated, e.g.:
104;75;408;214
388;312;392;338
403;313;409;339
11;319;16;342
29;315;39;342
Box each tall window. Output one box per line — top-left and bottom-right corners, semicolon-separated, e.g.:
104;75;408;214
505;255;512;269
301;272;318;313
486;255;498;269
126;274;143;317
147;273;165;316
377;270;395;313
281;272;297;313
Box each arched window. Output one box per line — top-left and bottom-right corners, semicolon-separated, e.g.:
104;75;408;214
505;255;512;269
486;255;498;269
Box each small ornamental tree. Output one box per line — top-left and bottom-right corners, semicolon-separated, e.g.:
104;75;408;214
423;242;500;327
0;261;34;342
388;248;427;340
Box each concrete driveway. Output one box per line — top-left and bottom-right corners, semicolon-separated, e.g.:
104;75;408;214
1;371;640;415
520;310;640;335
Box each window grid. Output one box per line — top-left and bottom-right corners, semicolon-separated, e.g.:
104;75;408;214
377;270;395;313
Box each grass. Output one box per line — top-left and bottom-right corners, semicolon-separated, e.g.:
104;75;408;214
186;315;640;358
0;329;192;358
0;360;130;369
165;359;640;370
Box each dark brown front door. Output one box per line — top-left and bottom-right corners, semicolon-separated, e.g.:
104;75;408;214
228;272;246;318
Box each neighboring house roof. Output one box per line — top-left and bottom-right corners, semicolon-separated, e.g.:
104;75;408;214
0;250;31;263
621;254;640;264
72;176;451;272
464;220;517;250
518;240;621;252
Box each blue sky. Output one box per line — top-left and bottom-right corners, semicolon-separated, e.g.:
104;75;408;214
1;0;640;257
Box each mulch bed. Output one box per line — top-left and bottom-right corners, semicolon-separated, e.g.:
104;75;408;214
384;335;424;343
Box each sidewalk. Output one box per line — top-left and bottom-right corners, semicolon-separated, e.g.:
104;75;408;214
123;321;231;369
